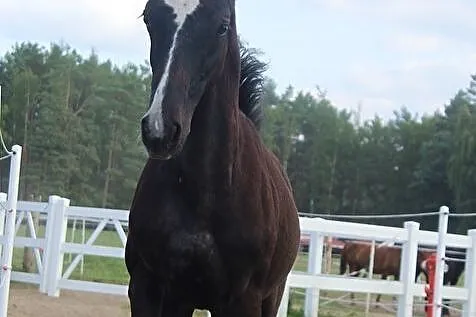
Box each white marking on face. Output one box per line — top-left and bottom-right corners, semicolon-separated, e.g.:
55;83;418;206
144;0;201;138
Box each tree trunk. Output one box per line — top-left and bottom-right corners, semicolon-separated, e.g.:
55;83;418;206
21;72;31;200
102;117;116;208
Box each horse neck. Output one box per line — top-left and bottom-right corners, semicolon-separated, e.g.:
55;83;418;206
180;64;240;199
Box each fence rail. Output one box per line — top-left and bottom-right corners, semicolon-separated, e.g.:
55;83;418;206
0;194;474;317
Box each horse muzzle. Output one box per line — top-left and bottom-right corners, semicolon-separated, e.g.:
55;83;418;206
141;115;183;160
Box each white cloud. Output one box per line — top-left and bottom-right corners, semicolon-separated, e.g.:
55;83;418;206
0;0;149;64
391;34;446;53
329;94;399;122
318;0;476;26
333;53;476;121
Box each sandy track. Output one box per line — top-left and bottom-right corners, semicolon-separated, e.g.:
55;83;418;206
8;286;129;317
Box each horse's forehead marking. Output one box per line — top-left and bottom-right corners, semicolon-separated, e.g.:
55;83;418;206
144;0;201;137
164;0;201;24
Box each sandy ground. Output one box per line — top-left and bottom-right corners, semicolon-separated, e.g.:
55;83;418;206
6;287;401;317
8;286;130;317
7;286;212;317
7;286;461;317
5;287;407;317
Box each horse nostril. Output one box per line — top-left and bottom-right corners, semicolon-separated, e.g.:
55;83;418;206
171;122;181;144
141;116;150;137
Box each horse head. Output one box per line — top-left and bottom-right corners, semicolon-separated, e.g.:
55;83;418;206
140;0;240;160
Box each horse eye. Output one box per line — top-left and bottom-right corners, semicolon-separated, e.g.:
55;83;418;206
217;23;229;37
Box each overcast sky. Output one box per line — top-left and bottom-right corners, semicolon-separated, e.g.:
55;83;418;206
1;0;475;121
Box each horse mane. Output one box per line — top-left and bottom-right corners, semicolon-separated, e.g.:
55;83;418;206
238;42;267;130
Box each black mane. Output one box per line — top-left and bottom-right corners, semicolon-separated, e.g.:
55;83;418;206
239;43;267;130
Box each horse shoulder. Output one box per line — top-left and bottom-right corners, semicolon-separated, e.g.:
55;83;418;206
227;116;299;276
236;115;296;213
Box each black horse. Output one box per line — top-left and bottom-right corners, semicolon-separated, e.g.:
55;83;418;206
125;1;301;316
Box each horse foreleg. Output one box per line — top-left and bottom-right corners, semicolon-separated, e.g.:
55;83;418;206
128;262;193;317
128;261;163;317
442;297;450;316
392;274;399;302
212;290;262;317
126;238;161;317
350;291;356;305
261;282;286;317
348;265;360;305
375;275;386;305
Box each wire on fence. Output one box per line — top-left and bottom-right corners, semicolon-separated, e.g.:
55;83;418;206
449;212;476;217
298;211;441;219
299;210;476;220
444;256;467;263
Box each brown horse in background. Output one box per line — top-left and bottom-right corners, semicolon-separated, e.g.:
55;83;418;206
340;241;402;303
340;240;431;303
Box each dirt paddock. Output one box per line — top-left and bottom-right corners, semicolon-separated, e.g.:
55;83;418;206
7;285;211;317
8;285;130;317
7;284;462;317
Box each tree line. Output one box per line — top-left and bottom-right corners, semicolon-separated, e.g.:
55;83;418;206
1;42;475;234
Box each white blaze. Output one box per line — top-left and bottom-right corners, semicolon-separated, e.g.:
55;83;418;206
144;0;201;138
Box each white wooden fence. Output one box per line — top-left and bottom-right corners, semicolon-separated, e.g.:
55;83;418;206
277;215;476;317
1;195;129;297
0;192;474;317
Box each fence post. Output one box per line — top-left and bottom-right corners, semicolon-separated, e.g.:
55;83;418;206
462;229;476;317
39;195;59;293
433;206;449;317
305;220;324;317
40;196;69;297
397;221;420;317
0;193;6;256
365;240;376;317
0;145;22;317
46;197;69;297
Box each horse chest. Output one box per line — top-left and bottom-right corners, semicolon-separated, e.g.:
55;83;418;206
132;204;264;289
129;166;275;296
